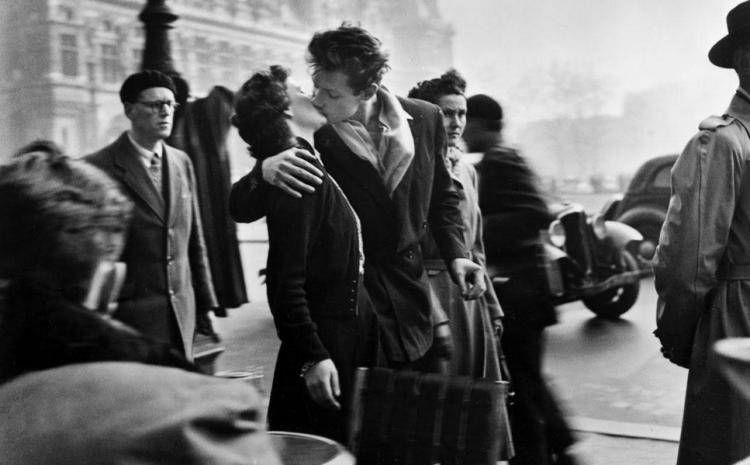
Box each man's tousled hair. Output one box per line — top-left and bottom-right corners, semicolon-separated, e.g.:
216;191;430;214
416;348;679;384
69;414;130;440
307;24;390;93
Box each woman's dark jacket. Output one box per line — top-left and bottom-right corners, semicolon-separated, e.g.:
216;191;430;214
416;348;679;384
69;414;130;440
230;145;375;441
0;280;196;384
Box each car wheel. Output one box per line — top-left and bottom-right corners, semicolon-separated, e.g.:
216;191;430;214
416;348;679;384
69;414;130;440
583;251;640;319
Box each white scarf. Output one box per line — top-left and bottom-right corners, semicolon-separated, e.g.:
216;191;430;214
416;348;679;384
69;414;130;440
332;88;415;197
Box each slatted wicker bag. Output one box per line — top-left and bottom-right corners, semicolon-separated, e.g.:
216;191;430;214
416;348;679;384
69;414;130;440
348;367;513;465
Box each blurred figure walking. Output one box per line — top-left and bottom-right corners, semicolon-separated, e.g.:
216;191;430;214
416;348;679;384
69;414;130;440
465;94;578;465
654;2;750;463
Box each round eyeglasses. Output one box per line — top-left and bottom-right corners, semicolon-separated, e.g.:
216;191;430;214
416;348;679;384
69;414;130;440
136;100;179;112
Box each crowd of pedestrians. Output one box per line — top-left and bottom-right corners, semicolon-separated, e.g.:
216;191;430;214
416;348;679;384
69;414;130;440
6;2;750;463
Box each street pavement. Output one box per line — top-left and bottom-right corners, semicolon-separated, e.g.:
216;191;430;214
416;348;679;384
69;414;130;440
213;275;682;464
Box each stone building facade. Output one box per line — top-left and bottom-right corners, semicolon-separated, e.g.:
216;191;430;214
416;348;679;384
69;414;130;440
0;0;453;159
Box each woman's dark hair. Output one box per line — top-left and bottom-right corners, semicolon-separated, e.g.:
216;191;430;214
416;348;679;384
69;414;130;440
407;69;467;105
232;66;297;160
0;151;132;301
307;24;390;94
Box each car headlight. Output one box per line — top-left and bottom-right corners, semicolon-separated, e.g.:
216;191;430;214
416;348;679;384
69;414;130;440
548;220;566;247
592;214;607;239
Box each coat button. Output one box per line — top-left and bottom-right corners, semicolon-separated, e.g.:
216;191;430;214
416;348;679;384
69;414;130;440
169;289;175;296
406;251;414;260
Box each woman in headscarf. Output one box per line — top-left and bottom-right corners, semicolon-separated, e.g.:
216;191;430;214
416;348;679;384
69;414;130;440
408;69;504;379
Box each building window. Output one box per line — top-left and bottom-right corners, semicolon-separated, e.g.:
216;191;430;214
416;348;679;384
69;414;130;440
101;44;119;83
60;33;78;77
58;6;75;21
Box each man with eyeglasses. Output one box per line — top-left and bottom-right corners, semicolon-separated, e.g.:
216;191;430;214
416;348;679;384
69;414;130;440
86;70;219;359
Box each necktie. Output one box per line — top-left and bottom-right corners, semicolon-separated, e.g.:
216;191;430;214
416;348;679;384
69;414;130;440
148;152;162;193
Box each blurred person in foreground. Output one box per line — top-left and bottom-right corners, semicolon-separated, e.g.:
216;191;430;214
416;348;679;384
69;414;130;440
464;94;578;465
0;149;195;383
230;66;380;442
408;69;505;379
653;2;750;463
0;362;281;465
229;25;485;370
86;70;220;359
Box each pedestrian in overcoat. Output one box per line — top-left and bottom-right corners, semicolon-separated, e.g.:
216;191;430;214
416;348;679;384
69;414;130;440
86;70;219;358
654;2;750;463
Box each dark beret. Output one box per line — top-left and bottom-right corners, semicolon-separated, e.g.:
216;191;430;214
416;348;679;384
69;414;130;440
119;70;177;104
466;94;503;121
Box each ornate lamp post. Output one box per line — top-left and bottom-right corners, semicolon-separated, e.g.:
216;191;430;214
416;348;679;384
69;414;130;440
138;0;189;105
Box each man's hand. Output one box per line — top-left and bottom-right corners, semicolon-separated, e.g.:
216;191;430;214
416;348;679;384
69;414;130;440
261;148;324;198
449;258;487;300
303;359;341;410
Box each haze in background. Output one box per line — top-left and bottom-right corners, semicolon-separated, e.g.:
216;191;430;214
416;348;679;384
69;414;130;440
438;0;740;184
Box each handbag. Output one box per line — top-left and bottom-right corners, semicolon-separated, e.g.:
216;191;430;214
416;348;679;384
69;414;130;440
347;367;514;465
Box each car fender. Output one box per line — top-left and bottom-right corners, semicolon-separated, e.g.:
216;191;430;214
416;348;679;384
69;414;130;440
604;220;643;250
617;206;666;230
600;194;623;220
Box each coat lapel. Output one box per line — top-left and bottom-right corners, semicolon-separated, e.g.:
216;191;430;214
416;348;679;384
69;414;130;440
112;134;166;222
164;145;182;227
391;100;422;251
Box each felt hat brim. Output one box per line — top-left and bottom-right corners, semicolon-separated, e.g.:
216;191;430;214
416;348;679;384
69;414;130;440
709;34;737;69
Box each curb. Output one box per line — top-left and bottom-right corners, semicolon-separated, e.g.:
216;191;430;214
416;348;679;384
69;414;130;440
568;416;680;442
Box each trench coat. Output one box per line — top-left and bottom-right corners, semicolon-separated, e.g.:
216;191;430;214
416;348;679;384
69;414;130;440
86;133;219;357
422;157;504;378
653;89;750;465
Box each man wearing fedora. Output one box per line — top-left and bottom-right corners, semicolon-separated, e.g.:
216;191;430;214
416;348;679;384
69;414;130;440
654;2;750;463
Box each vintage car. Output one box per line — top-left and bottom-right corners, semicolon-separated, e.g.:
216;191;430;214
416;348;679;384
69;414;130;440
601;154;678;258
538;202;653;319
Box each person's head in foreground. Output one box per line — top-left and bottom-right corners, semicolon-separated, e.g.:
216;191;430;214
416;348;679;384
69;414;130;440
0;150;131;303
408;69;468;148
0;362;281;465
307;24;390;123
232;65;326;159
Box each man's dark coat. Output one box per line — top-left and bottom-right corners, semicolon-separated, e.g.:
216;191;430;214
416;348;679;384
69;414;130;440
86;133;218;357
230;97;467;362
169;86;247;310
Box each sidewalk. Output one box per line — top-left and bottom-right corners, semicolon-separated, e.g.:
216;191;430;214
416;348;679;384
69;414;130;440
572;432;677;465
214;302;679;465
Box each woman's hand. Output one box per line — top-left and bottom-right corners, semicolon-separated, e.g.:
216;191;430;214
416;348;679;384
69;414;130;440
449;258;487;300
261;148;324;198
303;359;341;410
